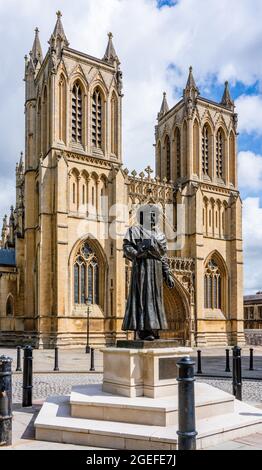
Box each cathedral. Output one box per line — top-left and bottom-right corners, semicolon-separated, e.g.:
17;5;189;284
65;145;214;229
0;12;244;348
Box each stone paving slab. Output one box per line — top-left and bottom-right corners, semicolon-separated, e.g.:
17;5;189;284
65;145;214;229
1;346;262;378
6;404;262;451
0;347;103;373
2;405;104;450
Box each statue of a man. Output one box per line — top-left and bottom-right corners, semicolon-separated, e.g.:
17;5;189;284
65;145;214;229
122;204;174;341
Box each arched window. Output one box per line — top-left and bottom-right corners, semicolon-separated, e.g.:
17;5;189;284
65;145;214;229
72;82;82;143
92;87;103;148
37;98;41;157
111;92;118;155
59;75;66;143
42;87;48;155
229;131;236;186
183;121;187;177
156;141;161;178
73;242;99;305
165;135;171;181
193;120;199;175
202;124;210;176
204;258;222;309
174;128;181;179
6;295;14;316
216;128;224;179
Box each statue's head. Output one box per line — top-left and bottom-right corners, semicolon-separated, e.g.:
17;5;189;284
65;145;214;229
136;204;160;231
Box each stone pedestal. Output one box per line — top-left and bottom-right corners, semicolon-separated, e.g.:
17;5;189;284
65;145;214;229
35;342;262;449
102;346;193;398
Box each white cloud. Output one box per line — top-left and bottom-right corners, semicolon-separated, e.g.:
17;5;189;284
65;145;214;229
238;151;262;191
243;198;262;294
236;95;262;135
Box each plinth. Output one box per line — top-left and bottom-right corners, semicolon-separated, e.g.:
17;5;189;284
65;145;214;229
116;339;182;349
102;341;192;398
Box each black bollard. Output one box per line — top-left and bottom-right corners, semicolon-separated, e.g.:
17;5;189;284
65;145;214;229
53;347;59;372
89;348;95;372
16;346;22;372
177;357;197;450
22;346;33;407
225;349;230;373
232;346;242;401
197;350;202;374
249;348;254;371
0;355;13;446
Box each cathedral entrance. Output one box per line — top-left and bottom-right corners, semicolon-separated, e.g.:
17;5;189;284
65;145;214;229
161;283;190;344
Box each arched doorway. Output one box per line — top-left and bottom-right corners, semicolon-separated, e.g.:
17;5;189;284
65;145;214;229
161;282;190;344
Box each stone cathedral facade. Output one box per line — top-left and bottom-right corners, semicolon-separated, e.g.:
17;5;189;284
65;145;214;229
0;13;244;348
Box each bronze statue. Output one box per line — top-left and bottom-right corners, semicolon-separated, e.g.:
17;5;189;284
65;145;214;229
122;204;174;341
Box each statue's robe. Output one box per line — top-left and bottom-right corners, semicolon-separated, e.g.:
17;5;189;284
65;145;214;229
122;225;170;332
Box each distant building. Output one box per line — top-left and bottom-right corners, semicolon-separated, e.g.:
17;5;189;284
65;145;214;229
244;292;262;329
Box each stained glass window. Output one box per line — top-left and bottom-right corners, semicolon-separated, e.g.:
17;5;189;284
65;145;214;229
74;242;99;305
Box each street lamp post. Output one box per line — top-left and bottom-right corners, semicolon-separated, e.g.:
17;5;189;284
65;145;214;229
85;299;91;354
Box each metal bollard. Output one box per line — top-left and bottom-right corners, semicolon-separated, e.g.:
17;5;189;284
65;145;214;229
0;356;13;446
177;357;197;450
16;346;22;372
89;348;95;372
197;350;202;374
225;349;230;373
22;346;33;407
232;346;242;401
249;348;254;371
53;347;59;372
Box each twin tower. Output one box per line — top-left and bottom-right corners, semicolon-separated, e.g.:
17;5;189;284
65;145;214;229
0;12;244;347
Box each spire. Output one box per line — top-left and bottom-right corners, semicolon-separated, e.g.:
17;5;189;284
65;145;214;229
158;92;169;120
50;11;69;47
183;66;199;118
16;152;24;178
31;27;43;66
221;81;234;109
187;66;197;89
103;32;119;65
184;66;199;97
1;215;8;247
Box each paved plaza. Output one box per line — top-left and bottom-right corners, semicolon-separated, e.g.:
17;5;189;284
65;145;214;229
2;345;262;378
1;346;262;450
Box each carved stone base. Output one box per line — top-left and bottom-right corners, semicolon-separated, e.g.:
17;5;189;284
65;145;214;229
102;346;193;398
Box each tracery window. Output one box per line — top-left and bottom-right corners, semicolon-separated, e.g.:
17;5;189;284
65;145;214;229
92;87;103;148
175;128;181;179
202;124;210;176
165;135;171;181
74;242;99;305
111;93;118;155
72;82;82;143
216;129;224;178
204;258;222;309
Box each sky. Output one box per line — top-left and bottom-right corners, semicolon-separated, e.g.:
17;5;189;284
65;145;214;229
0;0;262;294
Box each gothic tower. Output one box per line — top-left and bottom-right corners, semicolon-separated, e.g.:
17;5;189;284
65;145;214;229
22;12;125;346
155;67;244;345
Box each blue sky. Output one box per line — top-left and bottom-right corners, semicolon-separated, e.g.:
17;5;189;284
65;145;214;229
0;0;262;293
